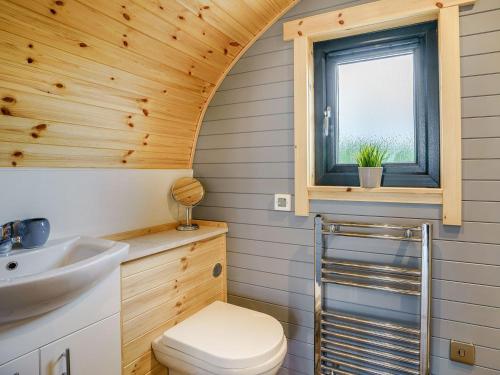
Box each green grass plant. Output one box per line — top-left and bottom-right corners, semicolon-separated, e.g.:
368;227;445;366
356;143;387;167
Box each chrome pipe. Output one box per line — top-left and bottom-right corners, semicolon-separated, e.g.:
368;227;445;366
321;320;420;346
322;230;421;242
321;356;392;375
314;215;324;375
321;330;420;356
322;259;421;276
323;221;422;231
322;268;421;287
321;277;421;296
321;347;420;375
320;364;356;375
420;223;431;375
322;311;420;335
322;337;420;366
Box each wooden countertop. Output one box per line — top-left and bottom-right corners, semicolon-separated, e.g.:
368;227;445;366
106;221;228;262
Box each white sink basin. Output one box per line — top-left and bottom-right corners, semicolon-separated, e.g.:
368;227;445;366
0;236;128;324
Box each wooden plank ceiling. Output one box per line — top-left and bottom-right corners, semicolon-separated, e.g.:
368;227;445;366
0;0;298;168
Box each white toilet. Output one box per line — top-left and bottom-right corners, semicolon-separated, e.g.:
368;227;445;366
152;301;287;375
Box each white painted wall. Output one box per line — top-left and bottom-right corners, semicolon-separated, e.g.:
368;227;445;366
0;168;192;239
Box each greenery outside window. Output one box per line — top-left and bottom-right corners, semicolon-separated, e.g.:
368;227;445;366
313;22;440;187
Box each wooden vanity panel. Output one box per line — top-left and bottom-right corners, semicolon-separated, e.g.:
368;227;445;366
120;234;226;375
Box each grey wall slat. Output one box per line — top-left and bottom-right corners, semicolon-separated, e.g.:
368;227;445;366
463;95;500;117
462;117;500;139
227;237;313;263
462;52;500;77
195;163;293;179
211;80;293;106
204;97;293;121
461;30;500;56
194;0;500;373
229;49;293;75
194;146;294;164
197;177;294;194
460;8;500;36
197;130;293;149
462;73;500;97
200;113;293;135
463;180;500;201
219;65;293;91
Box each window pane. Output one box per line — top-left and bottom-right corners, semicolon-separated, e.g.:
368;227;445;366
336;53;416;164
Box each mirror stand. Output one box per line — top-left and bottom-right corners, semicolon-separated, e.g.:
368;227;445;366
177;206;199;231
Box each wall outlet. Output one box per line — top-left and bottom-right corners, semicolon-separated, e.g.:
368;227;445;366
450;340;475;365
274;194;291;211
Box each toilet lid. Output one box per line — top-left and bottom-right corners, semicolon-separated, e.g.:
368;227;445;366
162;301;285;369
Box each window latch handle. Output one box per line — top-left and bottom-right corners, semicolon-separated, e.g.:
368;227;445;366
323;106;331;137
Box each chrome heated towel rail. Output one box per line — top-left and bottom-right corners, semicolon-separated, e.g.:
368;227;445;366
314;215;431;375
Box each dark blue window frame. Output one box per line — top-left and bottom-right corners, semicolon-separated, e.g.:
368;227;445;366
313;21;440;188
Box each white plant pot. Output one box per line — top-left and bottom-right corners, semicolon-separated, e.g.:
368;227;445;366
358;167;383;188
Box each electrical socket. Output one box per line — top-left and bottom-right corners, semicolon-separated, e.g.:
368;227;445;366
274;194;291;211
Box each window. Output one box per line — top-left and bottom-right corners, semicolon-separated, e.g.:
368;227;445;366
314;21;440;187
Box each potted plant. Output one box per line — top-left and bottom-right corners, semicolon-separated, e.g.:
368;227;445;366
356;143;387;188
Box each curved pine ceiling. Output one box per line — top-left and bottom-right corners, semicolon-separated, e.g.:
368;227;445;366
0;0;298;168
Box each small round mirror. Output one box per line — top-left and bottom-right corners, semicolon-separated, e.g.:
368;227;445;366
171;177;205;231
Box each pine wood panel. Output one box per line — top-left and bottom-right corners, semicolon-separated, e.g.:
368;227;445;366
120;234;226;375
0;0;299;168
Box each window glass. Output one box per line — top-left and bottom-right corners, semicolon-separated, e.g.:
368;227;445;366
337;53;416;164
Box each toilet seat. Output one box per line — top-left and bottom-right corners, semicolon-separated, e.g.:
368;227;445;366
152;301;287;375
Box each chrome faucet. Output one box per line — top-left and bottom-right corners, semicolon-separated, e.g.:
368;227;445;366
0;221;21;255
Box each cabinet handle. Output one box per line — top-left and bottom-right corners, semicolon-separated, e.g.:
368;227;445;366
61;348;71;375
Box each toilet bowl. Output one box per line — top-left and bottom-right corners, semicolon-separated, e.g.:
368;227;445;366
152;301;287;375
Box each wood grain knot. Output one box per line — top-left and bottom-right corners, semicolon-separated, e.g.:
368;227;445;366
27;57;34;64
55;0;64;5
298;30;302;36
79;42;88;48
339;19;345;25
28;43;33;49
128;115;132;119
34;123;47;131
121;159;127;164
128;122;134;128
126;150;134;156
30;132;39;139
207;50;213;54
122;13;130;21
175;301;182;307
142;109;149;116
122;40;128;47
110;77;115;80
338;12;342;17
143;142;147;146
229;41;240;47
436;2;443;8
162;89;167;93
224;48;228;55
49;8;57;15
2;96;15;103
140;98;148;103
159;5;164;10
1;107;12;116
12;151;23;158
11;161;17;167
197;13;203;19
54;83;64;88
178;15;185;20
298;20;303;25
202;5;209;9
172;35;177;40
346;187;352;192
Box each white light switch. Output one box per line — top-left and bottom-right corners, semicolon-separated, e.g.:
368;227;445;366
274;194;291;211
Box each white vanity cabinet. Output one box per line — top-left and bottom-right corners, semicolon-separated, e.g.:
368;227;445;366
40;314;120;375
0;350;39;375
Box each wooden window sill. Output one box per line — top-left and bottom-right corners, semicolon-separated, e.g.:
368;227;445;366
308;186;443;205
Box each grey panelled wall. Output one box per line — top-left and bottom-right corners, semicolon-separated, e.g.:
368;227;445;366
193;0;500;374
